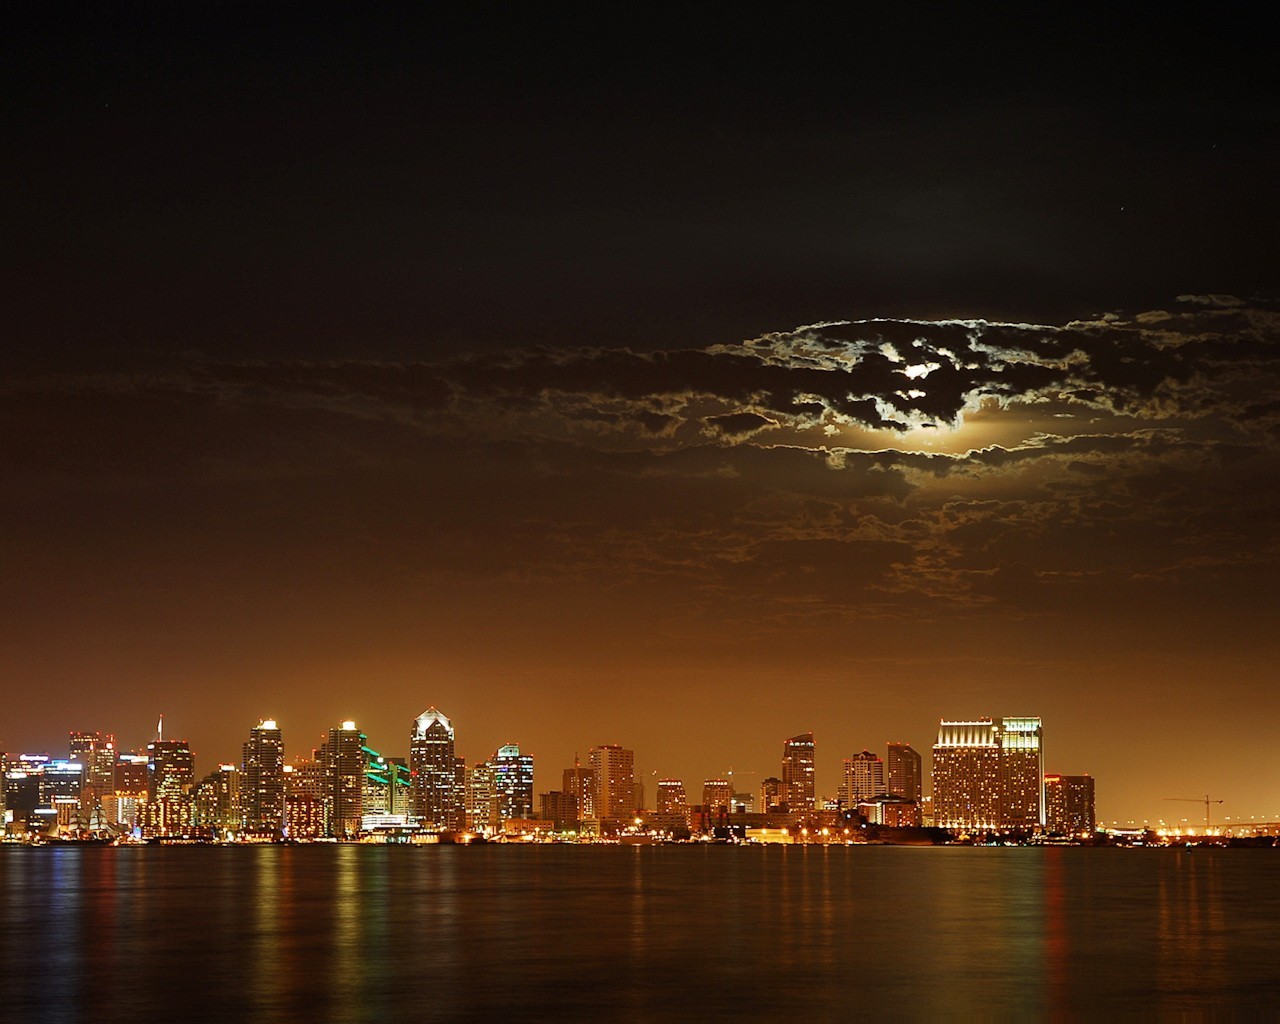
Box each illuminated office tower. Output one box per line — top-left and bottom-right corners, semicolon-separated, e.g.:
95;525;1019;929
194;764;241;835
241;719;285;838
115;753;149;795
782;733;816;813
563;763;593;820
702;779;733;816
839;750;886;807
40;760;85;807
491;744;535;822
886;743;923;803
465;762;498;833
999;718;1044;830
760;776;787;812
147;740;195;801
588;744;636;821
932;721;1003;831
69;732;116;806
322;721;366;839
410;707;462;830
363;747;410;818
1044;774;1095;836
657;779;688;816
142;738;196;838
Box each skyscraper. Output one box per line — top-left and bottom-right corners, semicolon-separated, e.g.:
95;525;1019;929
839;750;886;807
886;742;923;804
491;744;534;822
932;718;1044;832
760;776;786;812
410;707;461;830
68;731;116;806
702;779;733;815
194;764;241;835
322;721;366;839
588;744;636;822
1044;774;1095;836
241;719;285;838
782;733;815;813
143;738;196;839
657;779;688;816
999;718;1044;830
563;762;593;820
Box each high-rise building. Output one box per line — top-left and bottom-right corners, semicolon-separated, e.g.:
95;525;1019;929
702;779;733;815
1044;774;1095;836
143;739;196;839
491;744;534;822
285;759;330;837
115;753;149;795
241;719;286;838
194;764;241;835
999;718;1044;830
322;721;366;839
539;790;578;828
931;718;1044;832
69;731;116;806
362;748;410;819
760;776;787;812
839;750;886;807
657;779;688;817
563;763;594;819
886;743;923;804
588;744;636;822
410;707;462;830
782;733;816;813
465;761;497;833
147;740;195;801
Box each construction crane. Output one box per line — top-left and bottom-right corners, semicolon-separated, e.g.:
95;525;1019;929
1163;794;1225;830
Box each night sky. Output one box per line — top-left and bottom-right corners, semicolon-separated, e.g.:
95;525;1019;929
4;8;1277;825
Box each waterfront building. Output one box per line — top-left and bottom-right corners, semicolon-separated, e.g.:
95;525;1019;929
115;753;149;794
932;718;1044;832
563;763;594;820
321;721;366;839
1045;774;1096;836
656;779;689;819
241;719;286;838
782;733;816;813
539;790;578;828
760;776;787;812
410;707;463;830
363;748;410;818
999;718;1044;830
491;744;535;823
839;750;886;807
143;739;196;839
285;759;332;836
465;761;498;833
857;794;921;827
588;744;636;823
702;779;733;816
886;742;923;804
69;731;116;806
194;764;241;835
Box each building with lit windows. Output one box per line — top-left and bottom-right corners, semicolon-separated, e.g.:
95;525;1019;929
588;744;636;825
321;721;366;839
886;742;923;804
465;761;497;833
932;718;1044;832
491;744;534;823
839;750;886;807
702;779;733;816
241;719;285;838
562;763;593;820
657;779;688;818
69;731;116;807
143;739;197;839
760;776;787;812
194;764;241;835
1045;774;1095;836
410;707;462;830
285;759;331;837
782;733;816;813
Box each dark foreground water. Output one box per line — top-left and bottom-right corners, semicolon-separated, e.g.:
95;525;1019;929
2;845;1278;1021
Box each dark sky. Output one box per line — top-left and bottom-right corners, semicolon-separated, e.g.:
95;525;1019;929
3;7;1277;825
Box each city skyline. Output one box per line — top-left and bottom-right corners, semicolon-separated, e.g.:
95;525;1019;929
3;10;1276;832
